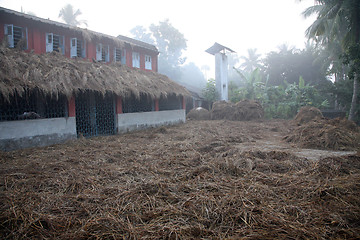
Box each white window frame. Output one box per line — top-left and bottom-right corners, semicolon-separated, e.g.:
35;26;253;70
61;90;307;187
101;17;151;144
46;33;53;52
104;45;110;62
132;52;140;68
145;55;152;70
121;49;126;65
96;43;102;61
4;24;14;48
59;36;65;55
70;38;77;58
4;24;27;49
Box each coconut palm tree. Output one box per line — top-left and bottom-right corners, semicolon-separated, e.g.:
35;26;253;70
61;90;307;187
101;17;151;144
58;4;87;27
302;0;360;121
240;48;262;72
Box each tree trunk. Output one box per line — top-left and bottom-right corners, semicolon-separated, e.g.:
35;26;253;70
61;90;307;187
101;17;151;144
348;75;358;121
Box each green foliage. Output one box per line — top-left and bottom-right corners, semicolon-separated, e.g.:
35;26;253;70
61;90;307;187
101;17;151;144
228;81;241;103
130;19;187;82
342;43;360;80
202;78;219;103
302;0;360;122
232;68;328;119
263;45;328;87
233;67;265;100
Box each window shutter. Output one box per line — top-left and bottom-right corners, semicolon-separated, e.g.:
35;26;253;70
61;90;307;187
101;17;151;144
121;49;126;65
132;52;140;68
145;55;152;70
70;38;77;57
60;36;65;54
96;43;102;61
4;24;14;48
105;45;110;62
46;33;53;52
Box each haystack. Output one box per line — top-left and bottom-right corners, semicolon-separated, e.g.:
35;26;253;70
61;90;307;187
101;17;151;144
187;107;210;120
211;101;234;120
294;106;323;125
211;100;264;121
233;99;264;121
0;46;189;101
285;117;360;151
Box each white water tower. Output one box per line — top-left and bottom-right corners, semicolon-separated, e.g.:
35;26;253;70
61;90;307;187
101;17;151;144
206;42;235;101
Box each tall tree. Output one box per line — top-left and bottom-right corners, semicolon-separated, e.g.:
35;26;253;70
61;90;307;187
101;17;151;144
131;19;187;82
302;0;360;121
129;26;155;45
58;4;87;27
263;45;328;87
240;48;262;72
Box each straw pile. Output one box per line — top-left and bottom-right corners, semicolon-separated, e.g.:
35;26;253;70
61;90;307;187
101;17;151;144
293;106;324;125
0;45;189;101
285;117;360;151
211;100;264;121
285;107;360;151
1;120;359;239
186;107;210;120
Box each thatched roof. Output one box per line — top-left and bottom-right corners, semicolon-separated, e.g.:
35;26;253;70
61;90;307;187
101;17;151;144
0;46;189;101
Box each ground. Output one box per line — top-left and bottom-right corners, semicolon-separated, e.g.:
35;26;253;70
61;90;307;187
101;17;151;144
0;119;359;239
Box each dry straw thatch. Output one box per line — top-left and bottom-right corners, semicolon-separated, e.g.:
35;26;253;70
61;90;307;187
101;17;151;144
211;100;264;121
0;45;189;101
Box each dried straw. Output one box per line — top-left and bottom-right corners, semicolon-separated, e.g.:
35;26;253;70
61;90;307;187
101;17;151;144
0;46;189;102
1;120;359;239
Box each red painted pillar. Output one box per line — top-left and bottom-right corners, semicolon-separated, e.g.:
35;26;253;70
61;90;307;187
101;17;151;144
116;96;123;114
68;96;76;117
155;99;159;111
182;96;186;110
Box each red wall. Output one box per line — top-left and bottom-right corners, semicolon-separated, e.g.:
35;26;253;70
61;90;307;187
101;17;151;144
0;12;159;72
87;42;96;60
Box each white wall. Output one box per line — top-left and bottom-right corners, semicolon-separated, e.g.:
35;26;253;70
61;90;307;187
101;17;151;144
0;117;77;151
0;110;186;151
117;109;186;133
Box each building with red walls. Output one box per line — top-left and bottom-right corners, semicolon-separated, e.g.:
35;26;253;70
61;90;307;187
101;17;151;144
0;7;158;71
0;6;188;151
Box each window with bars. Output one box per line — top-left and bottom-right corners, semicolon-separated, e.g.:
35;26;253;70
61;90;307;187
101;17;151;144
46;33;65;54
114;48;127;64
122;93;153;113
159;94;182;111
70;38;85;58
96;43;109;62
0;90;67;121
4;24;27;49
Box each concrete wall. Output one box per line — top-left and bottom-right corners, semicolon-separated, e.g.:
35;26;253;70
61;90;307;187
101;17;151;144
117;109;186;133
0;110;185;151
215;52;228;101
0;117;77;151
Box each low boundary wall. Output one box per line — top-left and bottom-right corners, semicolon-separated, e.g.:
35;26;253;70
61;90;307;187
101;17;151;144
0;110;186;151
117;109;186;133
0;117;77;151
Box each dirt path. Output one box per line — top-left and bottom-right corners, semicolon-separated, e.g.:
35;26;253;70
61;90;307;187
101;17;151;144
221;120;357;161
179;120;356;161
